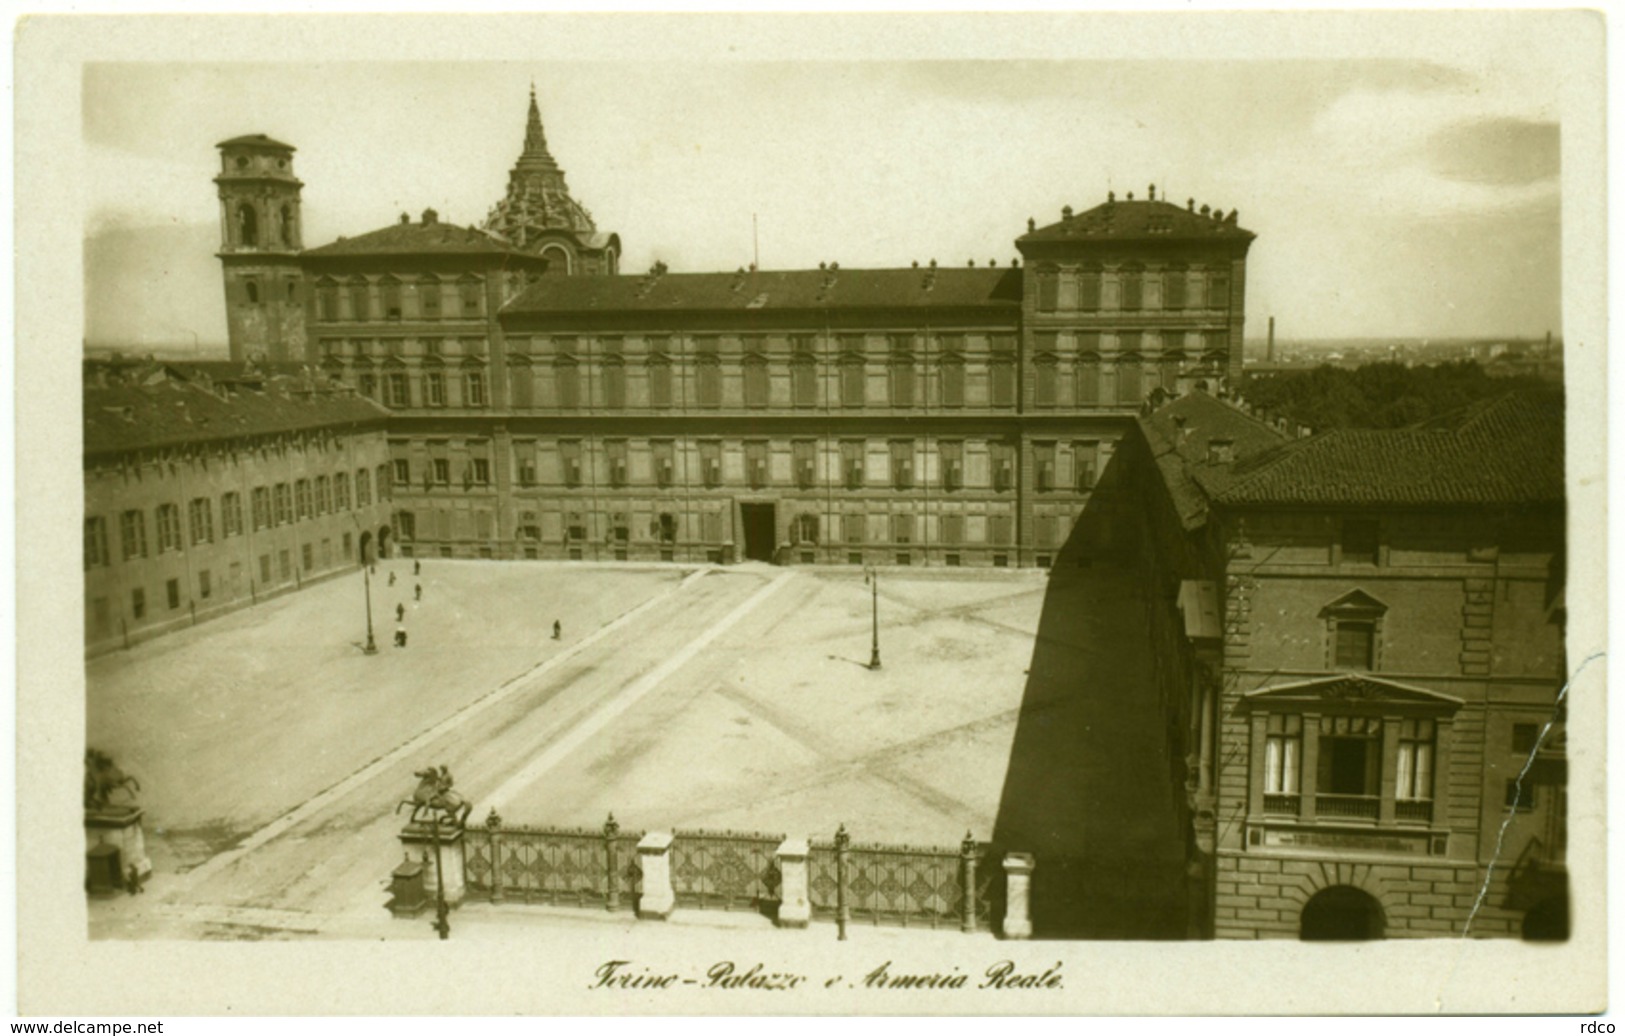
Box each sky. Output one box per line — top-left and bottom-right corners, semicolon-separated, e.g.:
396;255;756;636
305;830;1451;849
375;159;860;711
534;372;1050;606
82;56;1564;350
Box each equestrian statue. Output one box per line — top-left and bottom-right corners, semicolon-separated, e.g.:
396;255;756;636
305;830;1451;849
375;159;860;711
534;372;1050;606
397;764;472;829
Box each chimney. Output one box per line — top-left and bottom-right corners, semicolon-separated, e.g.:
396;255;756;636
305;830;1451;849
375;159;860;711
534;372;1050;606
1027;217;1036;231
1107;191;1115;203
422;208;438;225
400;212;411;225
1062;205;1073;219
1207;438;1234;464
1200;204;1210;216
1126;191;1134;200
1187;198;1195;211
1267;316;1275;363
1149;184;1156;201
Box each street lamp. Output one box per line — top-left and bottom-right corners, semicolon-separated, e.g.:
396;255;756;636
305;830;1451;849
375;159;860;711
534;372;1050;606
352;515;378;655
864;567;881;671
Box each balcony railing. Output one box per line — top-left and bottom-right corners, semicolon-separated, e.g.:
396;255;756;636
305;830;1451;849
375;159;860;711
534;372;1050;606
1263;793;1300;815
1394;799;1433;824
1315;794;1380;820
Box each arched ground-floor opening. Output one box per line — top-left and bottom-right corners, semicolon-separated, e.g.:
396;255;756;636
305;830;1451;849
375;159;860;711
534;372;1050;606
1522;895;1570;942
377;525;392;560
1300;885;1385;941
359;530;374;566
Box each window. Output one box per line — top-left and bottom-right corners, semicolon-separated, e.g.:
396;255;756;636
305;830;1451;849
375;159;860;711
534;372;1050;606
648;356;673;408
318;279;341;322
990;442;1015;492
696;339;722;408
1206;266;1230;309
331;475;348;512
85;516;110;569
1035;514;1058;549
1035;267;1059;311
355;468;372;508
382;458;405;490
358;372;377;400
464;369;487;408
652;440;675;488
841;441;865;490
743;353;769;408
166;578;181;610
791;337;817;408
221;491;244;536
1511;723;1541;755
1335;621;1376;670
840;356;865;408
700;511;724;544
940;513;964;546
700;441;722;488
243;279;260;305
561;440;584;488
349;278;370;321
1115;356;1142;405
843;512;865;544
1034;351;1058;408
459;276;483;317
381;276;402;320
891;513;913;545
1119;264;1143;311
1504;778;1537;812
656;513;677;544
425;370;446;407
1263;714;1302;813
259;554;272;584
889;351;915;408
556;356;580;410
386;370;410;408
472;457;491;486
1317;716;1382;809
988;513;1013;545
237;203;258;247
794;513;819;544
1074;441;1099;491
793;440;817;489
131;587;146;620
274;483;292;525
1163;265;1186;310
156;504;181;553
251;488;271;530
315;476;331;516
432;457;450;486
295;479;312;521
1077;266;1102;311
1342;519;1380;565
188;498;214;545
1034;442;1056;492
745;441;769;490
302;543;315;572
602;358;626;409
940;441;963;491
939;355;965;408
198;569;212;600
890;440;914;489
990;352;1016;408
1396;719;1436;808
606;440;628;488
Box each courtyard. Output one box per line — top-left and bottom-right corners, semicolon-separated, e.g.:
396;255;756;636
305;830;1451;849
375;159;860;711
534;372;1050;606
86;551;1182;938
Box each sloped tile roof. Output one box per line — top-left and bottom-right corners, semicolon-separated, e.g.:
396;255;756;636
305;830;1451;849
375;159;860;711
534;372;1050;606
1137;392;1287;530
1019;199;1254;245
304;219;532;258
85;379;388;457
217;133;296;151
1206;393;1564;507
503;266;1023;316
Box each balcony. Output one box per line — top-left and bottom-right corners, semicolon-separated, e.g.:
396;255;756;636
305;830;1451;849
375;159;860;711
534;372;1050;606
1315;794;1380;821
1263;793;1300;815
1394;799;1433;824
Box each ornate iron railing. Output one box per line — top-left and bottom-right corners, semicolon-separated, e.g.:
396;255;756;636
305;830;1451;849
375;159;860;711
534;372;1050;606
1315;794;1380;820
1263;793;1300;815
808;835;992;930
463;814;641;911
670;829;783;911
1394;799;1433;824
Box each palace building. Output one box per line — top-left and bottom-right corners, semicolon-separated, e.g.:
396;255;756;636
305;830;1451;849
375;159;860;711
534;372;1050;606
1129;390;1568;940
213;89;1254;568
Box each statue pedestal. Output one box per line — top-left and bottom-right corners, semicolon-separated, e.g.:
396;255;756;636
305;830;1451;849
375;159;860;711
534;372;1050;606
85;807;151;887
400;823;465;907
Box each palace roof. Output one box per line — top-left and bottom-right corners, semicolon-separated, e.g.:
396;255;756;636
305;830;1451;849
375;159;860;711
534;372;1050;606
1138;392;1287;529
304;215;536;259
1019;197;1255;245
504;266;1024;316
84;376;388;457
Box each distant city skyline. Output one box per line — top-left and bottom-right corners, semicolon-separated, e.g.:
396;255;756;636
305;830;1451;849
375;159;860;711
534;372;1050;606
84;58;1562;349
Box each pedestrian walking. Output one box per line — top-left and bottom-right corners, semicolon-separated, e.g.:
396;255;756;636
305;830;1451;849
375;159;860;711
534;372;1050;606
414;559;421;576
552;619;562;640
388;571;397;587
395;623;408;648
415;583;422;602
396;602;405;622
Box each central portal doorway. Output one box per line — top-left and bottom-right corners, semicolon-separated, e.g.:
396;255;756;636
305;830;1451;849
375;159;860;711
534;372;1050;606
740;503;777;562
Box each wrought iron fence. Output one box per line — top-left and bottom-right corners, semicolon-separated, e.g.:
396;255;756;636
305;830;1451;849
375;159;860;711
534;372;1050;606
670;829;783;911
463;814;641;911
808;834;993;931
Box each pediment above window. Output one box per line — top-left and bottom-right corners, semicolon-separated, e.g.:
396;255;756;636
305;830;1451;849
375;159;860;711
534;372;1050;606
1320;588;1389;617
1243;674;1463;710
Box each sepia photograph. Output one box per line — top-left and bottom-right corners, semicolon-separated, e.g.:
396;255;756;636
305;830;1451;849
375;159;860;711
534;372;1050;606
14;8;1610;1018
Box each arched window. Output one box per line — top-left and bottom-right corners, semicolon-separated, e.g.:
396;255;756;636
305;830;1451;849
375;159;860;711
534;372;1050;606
243;279;260;305
237;203;258;247
540;244;572;276
1300;886;1384;941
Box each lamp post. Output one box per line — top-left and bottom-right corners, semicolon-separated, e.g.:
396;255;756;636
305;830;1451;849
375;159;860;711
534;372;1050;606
352;514;378;655
865;567;881;671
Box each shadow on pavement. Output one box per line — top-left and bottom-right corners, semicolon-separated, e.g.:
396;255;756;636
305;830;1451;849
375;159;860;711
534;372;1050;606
990;452;1191;939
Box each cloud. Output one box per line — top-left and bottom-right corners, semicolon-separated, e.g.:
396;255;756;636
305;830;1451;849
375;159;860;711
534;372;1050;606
1427;118;1559;186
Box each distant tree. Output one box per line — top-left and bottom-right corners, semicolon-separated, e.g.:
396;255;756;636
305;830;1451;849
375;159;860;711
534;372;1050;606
1242;361;1557;431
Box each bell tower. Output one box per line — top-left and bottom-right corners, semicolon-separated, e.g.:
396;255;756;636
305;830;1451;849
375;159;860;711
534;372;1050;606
215;134;308;363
